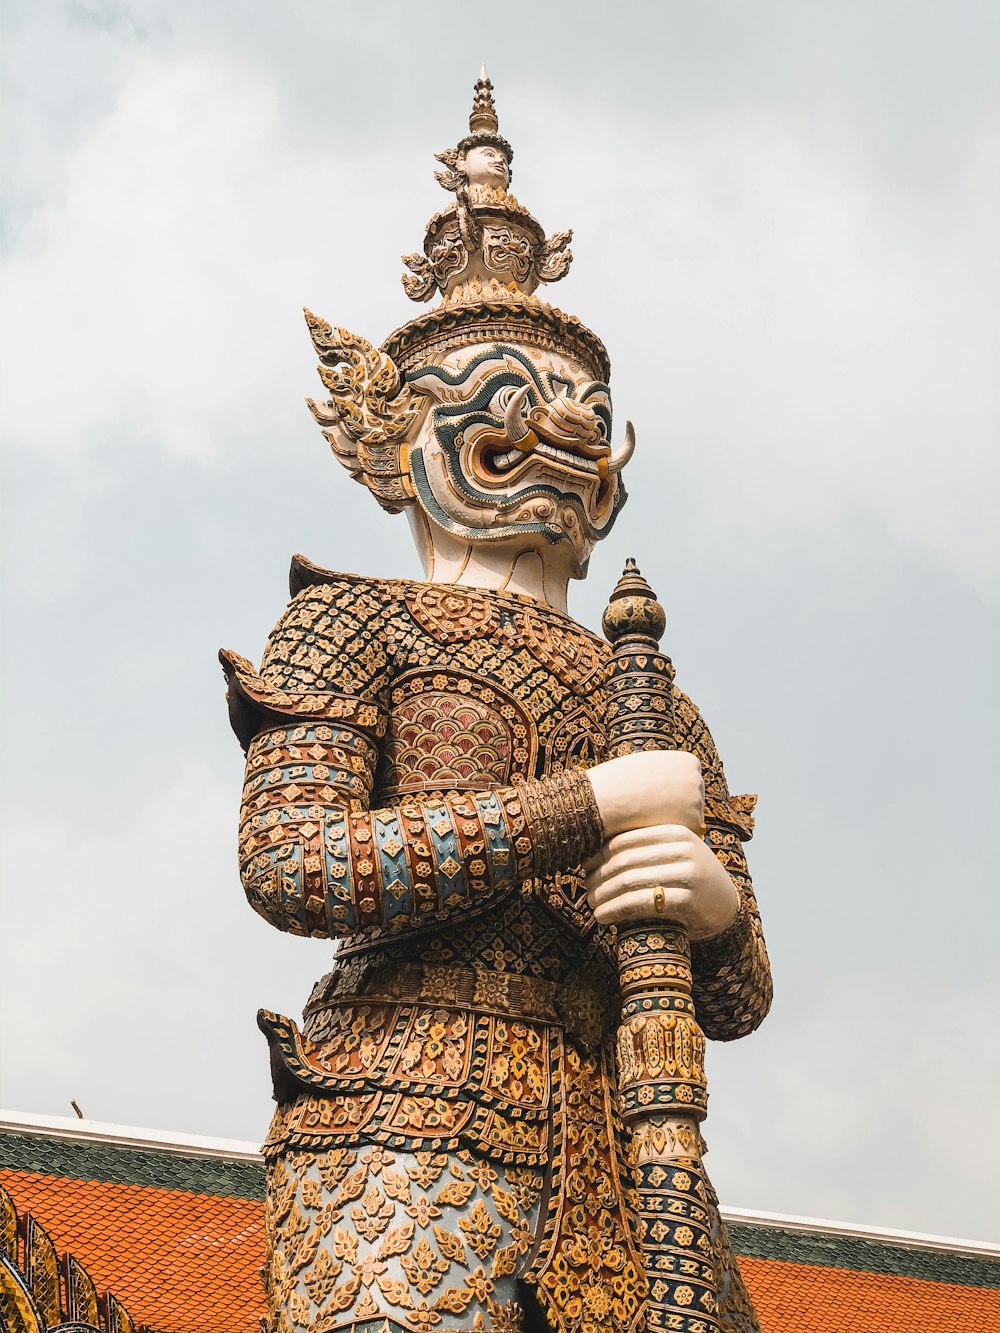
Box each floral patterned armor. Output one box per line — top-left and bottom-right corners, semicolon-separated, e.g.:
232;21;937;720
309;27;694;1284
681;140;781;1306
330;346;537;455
221;71;772;1333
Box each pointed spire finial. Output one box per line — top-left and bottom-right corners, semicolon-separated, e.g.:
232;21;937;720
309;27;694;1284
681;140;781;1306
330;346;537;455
470;64;499;136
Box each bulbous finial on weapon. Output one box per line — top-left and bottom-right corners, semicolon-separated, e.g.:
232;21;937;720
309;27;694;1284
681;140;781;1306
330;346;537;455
602;558;667;651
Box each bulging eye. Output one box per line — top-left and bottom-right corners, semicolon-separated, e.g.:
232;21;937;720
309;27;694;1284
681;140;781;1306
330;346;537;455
492;383;525;415
583;389;613;439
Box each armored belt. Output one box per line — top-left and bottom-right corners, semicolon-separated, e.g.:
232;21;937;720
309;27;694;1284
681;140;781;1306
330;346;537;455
304;960;615;1049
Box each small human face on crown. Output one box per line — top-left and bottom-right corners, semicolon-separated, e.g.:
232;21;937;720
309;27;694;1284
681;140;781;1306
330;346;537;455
461;144;510;190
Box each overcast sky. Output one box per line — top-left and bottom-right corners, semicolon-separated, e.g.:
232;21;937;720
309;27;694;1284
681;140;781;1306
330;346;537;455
1;0;998;1243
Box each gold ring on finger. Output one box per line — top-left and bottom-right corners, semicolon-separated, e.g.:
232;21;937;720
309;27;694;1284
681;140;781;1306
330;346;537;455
653;887;665;915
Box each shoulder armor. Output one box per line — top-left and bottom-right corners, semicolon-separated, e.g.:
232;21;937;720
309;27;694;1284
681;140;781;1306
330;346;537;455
289;553;373;597
219;647;388;752
705;790;757;840
672;685;756;840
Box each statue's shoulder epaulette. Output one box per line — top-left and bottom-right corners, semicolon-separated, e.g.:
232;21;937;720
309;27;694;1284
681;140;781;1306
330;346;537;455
288;552;376;597
671;684;756;840
218;560;398;752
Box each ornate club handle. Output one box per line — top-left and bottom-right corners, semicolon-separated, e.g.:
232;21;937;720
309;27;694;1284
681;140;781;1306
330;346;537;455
602;560;720;1332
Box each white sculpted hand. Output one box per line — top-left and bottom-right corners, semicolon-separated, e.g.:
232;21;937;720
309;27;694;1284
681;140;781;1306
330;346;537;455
584;825;739;939
586;750;705;838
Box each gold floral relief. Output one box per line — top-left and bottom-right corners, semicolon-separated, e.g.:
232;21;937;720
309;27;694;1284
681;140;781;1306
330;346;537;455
263;1143;542;1333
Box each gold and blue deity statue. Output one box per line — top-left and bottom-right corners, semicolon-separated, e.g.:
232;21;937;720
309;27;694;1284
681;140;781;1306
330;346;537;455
221;69;772;1333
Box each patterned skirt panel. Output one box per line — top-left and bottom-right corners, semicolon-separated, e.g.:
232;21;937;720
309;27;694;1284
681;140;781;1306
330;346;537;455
264;1142;540;1333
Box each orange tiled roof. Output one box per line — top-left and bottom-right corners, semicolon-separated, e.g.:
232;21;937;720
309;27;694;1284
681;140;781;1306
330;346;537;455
0;1168;265;1333
741;1253;1000;1332
3;1156;999;1333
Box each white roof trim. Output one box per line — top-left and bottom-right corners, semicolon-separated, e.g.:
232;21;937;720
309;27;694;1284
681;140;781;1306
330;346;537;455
2;1110;998;1260
0;1109;263;1163
720;1204;1000;1261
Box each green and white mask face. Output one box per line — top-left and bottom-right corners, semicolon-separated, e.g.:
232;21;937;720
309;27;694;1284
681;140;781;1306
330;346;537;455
404;342;631;564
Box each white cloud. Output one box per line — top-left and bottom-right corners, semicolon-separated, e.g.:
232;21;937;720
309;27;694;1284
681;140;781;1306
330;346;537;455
3;53;996;595
0;53;407;463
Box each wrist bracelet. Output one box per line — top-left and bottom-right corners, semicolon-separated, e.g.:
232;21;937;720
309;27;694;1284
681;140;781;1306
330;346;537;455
518;768;605;879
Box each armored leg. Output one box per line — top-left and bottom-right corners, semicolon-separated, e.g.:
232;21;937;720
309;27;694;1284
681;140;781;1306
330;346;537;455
263;1140;543;1333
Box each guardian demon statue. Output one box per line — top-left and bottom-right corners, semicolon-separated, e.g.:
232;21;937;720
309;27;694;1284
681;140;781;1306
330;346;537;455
222;69;772;1333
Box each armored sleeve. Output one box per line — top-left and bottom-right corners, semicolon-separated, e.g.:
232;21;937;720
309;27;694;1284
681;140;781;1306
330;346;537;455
673;689;773;1040
220;578;603;939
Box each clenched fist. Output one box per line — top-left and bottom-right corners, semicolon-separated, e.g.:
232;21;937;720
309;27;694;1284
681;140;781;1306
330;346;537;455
586;750;705;839
584;824;739;939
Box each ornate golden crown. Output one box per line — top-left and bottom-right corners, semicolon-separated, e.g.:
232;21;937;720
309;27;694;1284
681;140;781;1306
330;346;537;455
383;68;610;384
306;70;617;513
